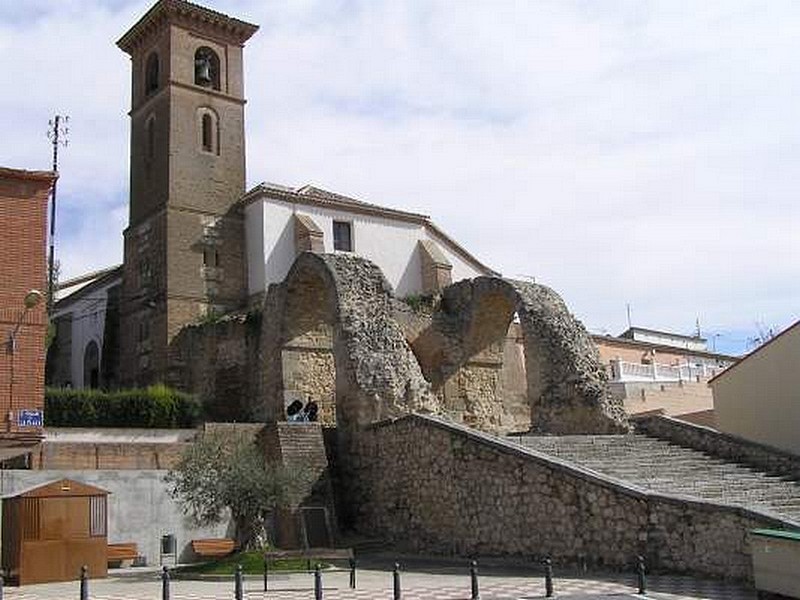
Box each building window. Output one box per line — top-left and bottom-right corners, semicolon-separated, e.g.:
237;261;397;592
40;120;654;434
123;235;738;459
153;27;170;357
145;52;160;95
203;247;219;267
333;221;353;252
89;496;107;537
198;109;219;155
146;116;156;160
194;47;220;90
138;320;150;343
139;258;153;285
202;114;213;152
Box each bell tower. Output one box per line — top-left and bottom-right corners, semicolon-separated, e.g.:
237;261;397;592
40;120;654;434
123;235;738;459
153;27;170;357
117;0;258;386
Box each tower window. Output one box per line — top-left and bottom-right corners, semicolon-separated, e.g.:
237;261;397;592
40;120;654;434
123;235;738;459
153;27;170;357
145;52;160;95
198;108;219;155
333;221;353;252
203;248;219;267
146;116;156;160
202;114;213;152
194;47;220;90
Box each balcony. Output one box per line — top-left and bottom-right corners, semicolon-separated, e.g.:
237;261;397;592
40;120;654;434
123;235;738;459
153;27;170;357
608;359;725;383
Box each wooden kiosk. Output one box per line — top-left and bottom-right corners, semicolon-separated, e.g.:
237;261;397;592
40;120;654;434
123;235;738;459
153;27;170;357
2;479;108;585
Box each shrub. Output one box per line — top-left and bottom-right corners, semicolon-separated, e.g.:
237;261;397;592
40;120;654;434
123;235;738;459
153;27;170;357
45;385;201;428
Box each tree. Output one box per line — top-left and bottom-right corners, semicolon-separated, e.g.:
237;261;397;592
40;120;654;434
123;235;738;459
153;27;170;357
165;429;305;550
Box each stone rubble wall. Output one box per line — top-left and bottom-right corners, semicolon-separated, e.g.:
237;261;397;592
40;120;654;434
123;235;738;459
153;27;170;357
259;253;439;429
412;277;628;434
346;414;797;581
634;414;800;479
170;254;626;437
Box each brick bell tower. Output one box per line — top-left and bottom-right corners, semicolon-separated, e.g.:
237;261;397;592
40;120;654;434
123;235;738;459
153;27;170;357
117;0;258;387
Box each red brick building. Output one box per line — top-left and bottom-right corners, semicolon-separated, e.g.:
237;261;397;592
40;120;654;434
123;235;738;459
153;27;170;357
0;166;56;460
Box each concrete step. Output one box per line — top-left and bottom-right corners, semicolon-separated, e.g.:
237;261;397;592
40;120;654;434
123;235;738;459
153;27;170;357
508;432;800;523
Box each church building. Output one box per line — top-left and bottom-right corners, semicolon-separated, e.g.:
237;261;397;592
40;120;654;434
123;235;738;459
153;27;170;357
48;0;494;391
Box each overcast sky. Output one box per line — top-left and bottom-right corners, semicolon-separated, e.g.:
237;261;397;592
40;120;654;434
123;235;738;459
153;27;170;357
2;0;799;355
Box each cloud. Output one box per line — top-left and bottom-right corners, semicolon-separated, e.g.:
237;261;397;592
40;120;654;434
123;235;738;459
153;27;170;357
1;0;798;352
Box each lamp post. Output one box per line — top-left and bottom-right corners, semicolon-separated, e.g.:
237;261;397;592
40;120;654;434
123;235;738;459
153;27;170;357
6;290;44;432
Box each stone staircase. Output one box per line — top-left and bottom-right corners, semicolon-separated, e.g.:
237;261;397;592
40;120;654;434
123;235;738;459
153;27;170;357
508;432;800;523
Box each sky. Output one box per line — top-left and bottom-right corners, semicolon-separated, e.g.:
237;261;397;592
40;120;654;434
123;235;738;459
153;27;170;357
1;0;799;356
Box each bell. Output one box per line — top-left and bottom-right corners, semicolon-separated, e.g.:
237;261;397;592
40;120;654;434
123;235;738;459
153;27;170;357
195;58;212;85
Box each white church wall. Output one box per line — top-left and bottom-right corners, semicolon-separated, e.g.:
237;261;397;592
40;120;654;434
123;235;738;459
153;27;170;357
246;196;489;298
53;279;117;389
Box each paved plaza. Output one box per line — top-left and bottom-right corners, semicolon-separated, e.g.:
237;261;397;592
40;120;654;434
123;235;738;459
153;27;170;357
3;563;756;600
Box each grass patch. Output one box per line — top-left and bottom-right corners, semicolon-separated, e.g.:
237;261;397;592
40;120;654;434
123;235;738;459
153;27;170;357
177;550;324;575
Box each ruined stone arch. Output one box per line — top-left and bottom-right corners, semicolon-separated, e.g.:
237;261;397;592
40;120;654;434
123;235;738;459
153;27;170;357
414;277;629;434
261;252;435;429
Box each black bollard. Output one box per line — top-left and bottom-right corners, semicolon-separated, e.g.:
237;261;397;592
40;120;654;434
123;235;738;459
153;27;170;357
543;558;553;598
264;554;269;592
349;556;357;589
80;565;88;600
637;555;646;595
470;560;480;600
162;565;171;600
235;564;243;600
393;562;402;600
314;563;323;600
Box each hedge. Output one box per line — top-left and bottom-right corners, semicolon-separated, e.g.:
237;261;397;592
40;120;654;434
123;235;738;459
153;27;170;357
45;385;201;428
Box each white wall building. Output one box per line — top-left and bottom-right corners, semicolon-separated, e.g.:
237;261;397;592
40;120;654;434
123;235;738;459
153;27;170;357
242;183;496;299
50;267;122;389
619;327;709;353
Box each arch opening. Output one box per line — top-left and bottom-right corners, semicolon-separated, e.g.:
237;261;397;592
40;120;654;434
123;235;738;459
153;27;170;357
194;47;220;90
279;266;338;426
413;277;629;434
83;340;100;389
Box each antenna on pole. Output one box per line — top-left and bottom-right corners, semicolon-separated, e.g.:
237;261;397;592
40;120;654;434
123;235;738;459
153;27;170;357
626;303;632;329
695;317;701;339
46;115;69;313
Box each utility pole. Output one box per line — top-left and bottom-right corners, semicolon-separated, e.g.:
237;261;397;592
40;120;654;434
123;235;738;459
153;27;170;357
46;115;69;313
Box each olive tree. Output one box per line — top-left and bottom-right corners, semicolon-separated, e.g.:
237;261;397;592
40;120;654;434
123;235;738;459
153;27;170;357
165;429;305;550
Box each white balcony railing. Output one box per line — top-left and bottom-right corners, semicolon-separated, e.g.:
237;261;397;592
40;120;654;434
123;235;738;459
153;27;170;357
608;359;724;383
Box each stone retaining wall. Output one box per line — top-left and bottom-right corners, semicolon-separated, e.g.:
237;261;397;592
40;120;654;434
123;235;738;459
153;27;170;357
634;414;800;479
346;414;797;580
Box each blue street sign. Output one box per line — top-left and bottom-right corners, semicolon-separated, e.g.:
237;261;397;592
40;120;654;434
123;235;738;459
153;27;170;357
17;409;43;427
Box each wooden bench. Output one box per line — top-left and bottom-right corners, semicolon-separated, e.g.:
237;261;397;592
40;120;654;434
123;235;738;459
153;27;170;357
107;542;138;567
191;538;236;558
263;548;356;590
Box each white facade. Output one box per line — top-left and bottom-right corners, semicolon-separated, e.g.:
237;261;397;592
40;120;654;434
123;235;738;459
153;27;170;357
52;275;119;388
244;190;493;298
623;328;708;352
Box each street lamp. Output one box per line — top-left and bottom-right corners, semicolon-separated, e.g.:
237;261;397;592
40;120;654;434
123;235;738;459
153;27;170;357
6;290;44;432
6;290;45;354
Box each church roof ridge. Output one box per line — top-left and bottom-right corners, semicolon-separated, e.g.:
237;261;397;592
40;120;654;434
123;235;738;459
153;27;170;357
240;182;498;277
241;181;431;221
117;0;259;54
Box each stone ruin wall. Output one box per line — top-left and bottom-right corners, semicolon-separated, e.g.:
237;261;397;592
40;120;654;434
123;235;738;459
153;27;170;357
348;414;786;580
168;253;628;436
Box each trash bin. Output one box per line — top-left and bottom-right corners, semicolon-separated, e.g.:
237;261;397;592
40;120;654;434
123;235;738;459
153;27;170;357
161;534;176;556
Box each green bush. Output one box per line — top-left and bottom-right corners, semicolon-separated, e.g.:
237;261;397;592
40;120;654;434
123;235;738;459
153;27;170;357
45;385;201;428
